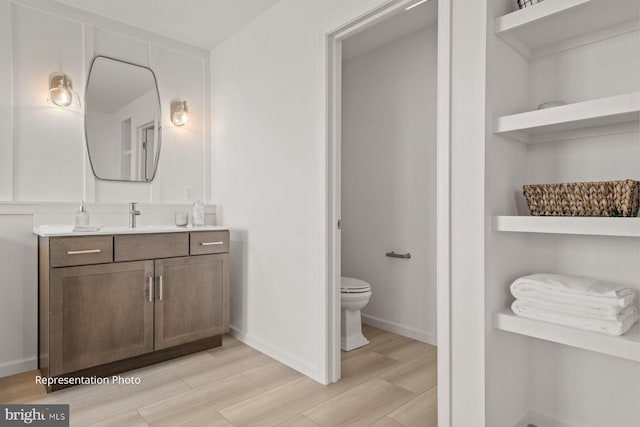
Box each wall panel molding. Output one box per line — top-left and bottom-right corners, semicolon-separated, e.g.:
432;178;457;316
0;0;14;200
4;0;212;204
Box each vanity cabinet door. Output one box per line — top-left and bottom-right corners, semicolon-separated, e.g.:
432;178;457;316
49;261;154;376
154;254;229;350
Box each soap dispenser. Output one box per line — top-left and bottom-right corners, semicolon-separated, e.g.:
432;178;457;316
75;200;90;226
191;200;205;227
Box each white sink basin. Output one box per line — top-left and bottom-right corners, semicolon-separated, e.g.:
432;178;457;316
101;225;188;233
34;224;227;237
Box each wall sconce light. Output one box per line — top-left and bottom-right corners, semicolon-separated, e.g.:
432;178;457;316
47;74;80;108
171;100;189;127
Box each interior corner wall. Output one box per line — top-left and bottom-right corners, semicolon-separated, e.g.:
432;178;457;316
341;25;438;345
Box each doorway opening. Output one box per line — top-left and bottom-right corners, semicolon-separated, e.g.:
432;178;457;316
137;121;157;181
326;0;451;423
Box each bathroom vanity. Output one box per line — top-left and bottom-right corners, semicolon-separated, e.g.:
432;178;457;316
35;226;229;392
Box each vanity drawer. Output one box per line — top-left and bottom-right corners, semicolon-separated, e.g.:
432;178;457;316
190;231;229;255
50;236;113;267
114;233;189;262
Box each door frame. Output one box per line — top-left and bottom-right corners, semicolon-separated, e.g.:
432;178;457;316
325;0;452;424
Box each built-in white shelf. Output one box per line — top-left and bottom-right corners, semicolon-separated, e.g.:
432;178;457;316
495;0;640;59
495;309;640;362
494;216;640;237
494;92;640;143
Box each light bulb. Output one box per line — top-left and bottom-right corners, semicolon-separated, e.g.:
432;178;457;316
171;101;189;127
173;111;188;126
50;82;72;107
47;75;74;107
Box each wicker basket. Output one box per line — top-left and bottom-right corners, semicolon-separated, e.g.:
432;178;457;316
523;180;640;217
517;0;544;8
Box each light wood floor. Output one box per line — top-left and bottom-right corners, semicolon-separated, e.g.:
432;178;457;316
0;325;437;426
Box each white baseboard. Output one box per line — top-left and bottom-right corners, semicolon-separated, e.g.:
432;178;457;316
0;356;37;379
361;314;437;346
511;410;578;427
229;326;325;384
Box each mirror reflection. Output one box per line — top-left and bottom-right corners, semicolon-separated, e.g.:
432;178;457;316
85;56;162;182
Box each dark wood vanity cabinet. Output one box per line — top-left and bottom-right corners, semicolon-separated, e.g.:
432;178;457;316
49;261;155;376
38;230;229;391
154;254;228;349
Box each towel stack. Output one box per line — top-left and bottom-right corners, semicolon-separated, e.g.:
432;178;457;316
510;273;639;336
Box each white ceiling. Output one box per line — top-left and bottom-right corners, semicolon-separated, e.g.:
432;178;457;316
343;0;438;61
54;0;283;50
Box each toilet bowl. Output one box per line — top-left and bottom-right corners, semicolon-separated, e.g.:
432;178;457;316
341;276;372;351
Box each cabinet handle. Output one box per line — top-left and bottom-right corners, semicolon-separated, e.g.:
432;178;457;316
67;249;101;255
159;275;163;301
200;241;224;246
148;276;153;302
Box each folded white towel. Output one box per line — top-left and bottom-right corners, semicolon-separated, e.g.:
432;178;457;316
511;294;632;320
512;300;639;336
510;273;636;309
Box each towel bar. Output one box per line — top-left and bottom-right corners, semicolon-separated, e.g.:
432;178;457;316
386;251;411;259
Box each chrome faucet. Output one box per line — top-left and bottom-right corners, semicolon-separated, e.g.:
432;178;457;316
129;202;141;228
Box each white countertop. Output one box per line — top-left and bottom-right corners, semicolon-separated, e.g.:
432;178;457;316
34;224;229;237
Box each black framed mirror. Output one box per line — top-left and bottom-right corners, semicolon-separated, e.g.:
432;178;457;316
85;56;162;182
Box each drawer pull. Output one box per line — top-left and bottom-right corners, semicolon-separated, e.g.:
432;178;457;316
148;277;154;302
159;275;164;301
200;241;224;246
66;249;102;255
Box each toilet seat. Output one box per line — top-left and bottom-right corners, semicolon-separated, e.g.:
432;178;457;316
341;276;371;294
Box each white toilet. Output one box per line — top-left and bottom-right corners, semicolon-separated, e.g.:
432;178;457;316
341;276;372;351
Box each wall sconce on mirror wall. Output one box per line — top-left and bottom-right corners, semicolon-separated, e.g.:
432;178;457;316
47;73;80;108
171;100;188;127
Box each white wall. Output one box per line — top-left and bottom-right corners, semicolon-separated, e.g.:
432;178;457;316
528;31;640;110
1;0;211;203
449;0;488;424
0;214;37;376
212;0;487;424
483;2;532;426
341;25;438;344
211;0;387;383
0;0;213;377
